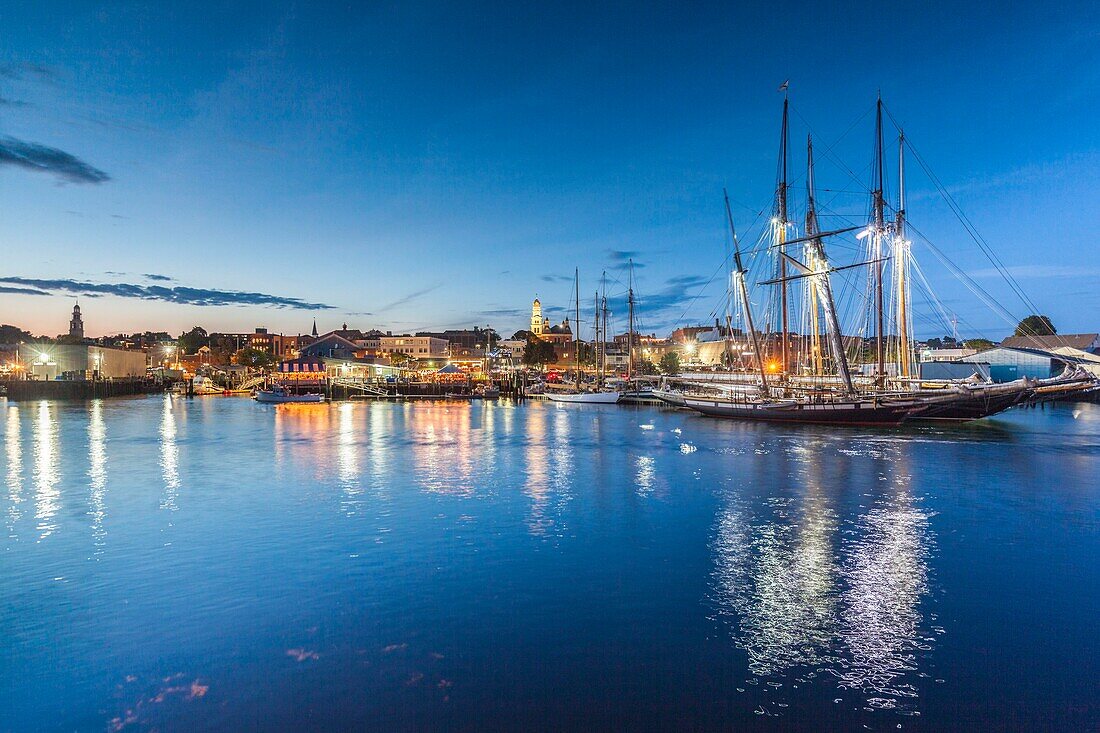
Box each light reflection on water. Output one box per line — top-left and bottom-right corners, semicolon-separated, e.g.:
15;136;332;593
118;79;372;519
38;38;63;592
87;400;108;553
0;398;1097;732
337;402;361;515
33;400;60;540
159;395;180;512
5;405;23;534
711;438;933;717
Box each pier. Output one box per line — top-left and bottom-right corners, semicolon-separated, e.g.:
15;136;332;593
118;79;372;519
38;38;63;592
0;378;164;401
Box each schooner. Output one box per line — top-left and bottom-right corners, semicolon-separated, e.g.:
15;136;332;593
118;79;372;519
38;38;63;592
678;93;1094;425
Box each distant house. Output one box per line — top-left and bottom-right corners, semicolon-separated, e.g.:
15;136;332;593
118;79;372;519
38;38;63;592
299;332;363;360
998;333;1100;354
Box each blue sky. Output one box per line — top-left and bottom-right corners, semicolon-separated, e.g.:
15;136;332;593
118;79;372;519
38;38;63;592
0;0;1097;340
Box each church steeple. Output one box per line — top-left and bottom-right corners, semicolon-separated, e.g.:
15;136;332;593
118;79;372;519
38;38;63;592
311;318;318;337
530;297;544;336
69;302;84;340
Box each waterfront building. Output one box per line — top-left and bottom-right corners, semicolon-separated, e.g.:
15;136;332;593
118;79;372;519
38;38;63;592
247;328;302;358
69;303;84;340
920;347;978;362
19;343;147;380
417;327;498;352
957;346;1074;382
497;339;526;360
276;355;403;382
299;332;363;360
378;335;449;359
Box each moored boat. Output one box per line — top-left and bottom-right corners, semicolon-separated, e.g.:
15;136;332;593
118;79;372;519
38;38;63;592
682;393;926;425
546;390;621;404
254;385;325;404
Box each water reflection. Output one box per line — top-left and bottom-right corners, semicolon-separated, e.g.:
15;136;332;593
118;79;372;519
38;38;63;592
711;440;932;716
366;404;391;495
33;401;61;540
635;455;655;497
524;405;551;534
337;403;361;515
88;400;108;553
160;395;180;512
838;451;932;710
6;406;24;535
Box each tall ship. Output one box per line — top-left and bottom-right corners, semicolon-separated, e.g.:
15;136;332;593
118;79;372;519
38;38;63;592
676;93;1094;425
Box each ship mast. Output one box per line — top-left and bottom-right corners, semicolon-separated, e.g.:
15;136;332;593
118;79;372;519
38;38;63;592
776;95;791;375
805;134;823;376
872;96;887;381
574;267;581;390
805;138;856;395
627;261;635;383
601;288;608;384
593;290;601;386
894;130;911;378
725;189;769;391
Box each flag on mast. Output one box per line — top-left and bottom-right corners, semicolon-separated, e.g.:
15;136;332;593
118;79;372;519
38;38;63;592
778;80;789;92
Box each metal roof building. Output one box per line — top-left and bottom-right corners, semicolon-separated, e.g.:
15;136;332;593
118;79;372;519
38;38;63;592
958;346;1073;382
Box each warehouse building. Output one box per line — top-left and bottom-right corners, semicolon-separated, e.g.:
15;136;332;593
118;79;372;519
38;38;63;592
19;344;148;380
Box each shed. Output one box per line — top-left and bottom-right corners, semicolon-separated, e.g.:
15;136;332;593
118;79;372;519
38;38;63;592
957;346;1071;382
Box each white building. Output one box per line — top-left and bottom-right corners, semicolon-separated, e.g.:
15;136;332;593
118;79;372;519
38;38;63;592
919;347;977;362
19;344;147;380
378;335;449;359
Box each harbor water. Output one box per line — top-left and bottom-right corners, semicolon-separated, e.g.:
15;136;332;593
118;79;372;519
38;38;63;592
1;396;1098;731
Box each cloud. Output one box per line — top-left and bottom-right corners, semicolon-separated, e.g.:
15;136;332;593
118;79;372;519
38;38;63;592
478;307;526;317
0;96;28;108
539;274;574;283
605;274;710;325
375;283;444;312
607;249;641;262
143;273;173;282
0;285;49;296
0;277;334;310
0;62;55;81
0;136;109;184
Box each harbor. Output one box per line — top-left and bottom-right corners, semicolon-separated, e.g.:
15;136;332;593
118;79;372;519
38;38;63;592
2;395;1098;731
2;1;1098;729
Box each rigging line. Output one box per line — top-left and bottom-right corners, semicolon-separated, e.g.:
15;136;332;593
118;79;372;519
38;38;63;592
671;201;770;331
900;133;1064;348
788;101;875;194
908;259;955;335
906;222;1024;332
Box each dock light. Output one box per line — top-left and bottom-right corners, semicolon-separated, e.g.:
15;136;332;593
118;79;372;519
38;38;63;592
767;361;780;372
38;352;49;364
685;342;697;355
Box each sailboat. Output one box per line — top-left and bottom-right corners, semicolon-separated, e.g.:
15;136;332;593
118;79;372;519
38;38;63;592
546;269;623;404
679;94;1093;425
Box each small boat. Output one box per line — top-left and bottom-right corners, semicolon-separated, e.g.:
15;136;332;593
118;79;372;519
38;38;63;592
192;376;228;395
476;385;501;399
444;392;474;400
652;387;687;407
546;390;621;404
254;385;325;404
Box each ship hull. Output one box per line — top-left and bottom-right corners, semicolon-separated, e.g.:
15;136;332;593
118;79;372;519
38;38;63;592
683;396;921;425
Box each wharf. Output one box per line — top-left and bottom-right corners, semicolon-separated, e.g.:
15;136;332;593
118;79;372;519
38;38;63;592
0;379;164;401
